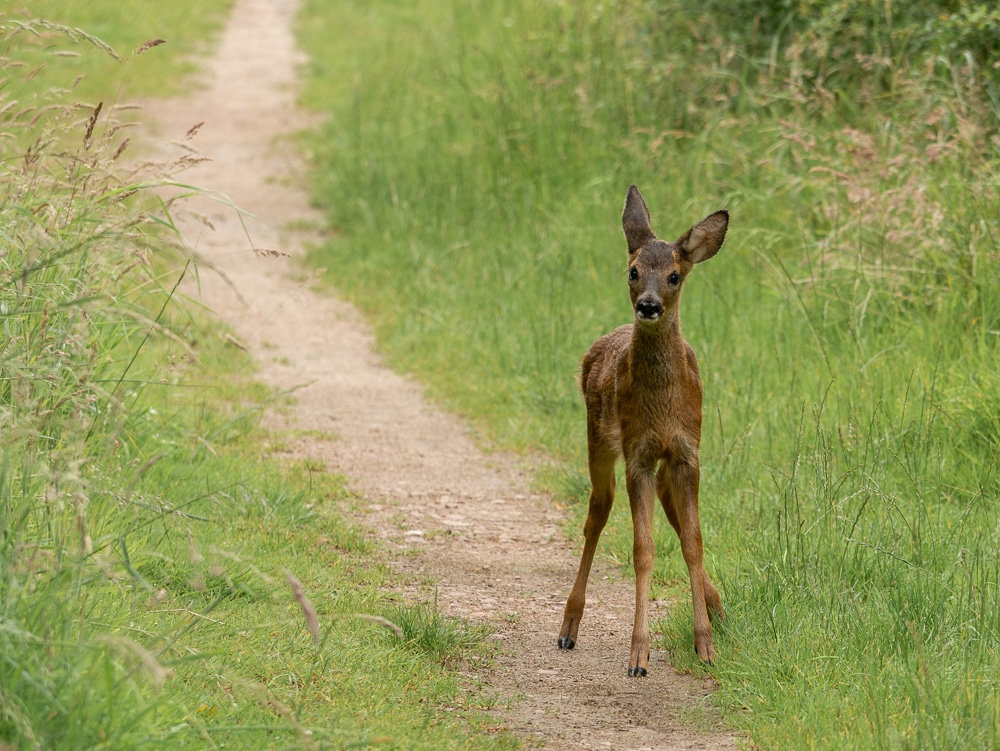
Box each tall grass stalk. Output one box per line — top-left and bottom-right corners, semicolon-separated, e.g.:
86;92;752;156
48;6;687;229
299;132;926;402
0;21;225;747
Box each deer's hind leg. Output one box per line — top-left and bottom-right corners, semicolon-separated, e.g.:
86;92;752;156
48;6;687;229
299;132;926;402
656;461;723;664
558;438;617;651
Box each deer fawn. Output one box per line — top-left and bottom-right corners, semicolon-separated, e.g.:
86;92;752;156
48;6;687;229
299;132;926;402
557;185;728;675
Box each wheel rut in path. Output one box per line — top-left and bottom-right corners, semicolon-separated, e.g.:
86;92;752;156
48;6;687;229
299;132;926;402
140;0;739;748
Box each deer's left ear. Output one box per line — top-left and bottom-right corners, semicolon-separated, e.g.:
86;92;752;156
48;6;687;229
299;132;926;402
676;209;728;264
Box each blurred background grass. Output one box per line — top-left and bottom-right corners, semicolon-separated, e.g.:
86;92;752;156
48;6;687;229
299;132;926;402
1;0;232;101
297;0;1000;747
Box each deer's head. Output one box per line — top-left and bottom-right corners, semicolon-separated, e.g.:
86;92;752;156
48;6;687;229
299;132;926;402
622;185;728;325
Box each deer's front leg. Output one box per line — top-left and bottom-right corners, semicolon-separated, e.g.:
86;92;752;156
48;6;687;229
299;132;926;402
625;462;657;676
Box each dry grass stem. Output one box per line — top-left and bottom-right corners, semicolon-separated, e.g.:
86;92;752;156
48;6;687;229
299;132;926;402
82;100;102;147
96;635;174;688
285;570;321;644
223;333;249;351
134;38;167;57
355;614;404;640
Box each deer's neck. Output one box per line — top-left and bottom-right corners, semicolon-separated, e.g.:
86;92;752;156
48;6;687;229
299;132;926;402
629;315;685;383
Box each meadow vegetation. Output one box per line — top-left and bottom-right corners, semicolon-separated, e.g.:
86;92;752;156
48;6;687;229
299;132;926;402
298;0;1000;747
1;0;233;102
1;10;513;750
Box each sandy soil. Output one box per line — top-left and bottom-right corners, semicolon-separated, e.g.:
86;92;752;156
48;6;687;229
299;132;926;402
139;0;740;748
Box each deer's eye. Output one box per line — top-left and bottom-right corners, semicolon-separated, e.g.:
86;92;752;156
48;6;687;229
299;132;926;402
628;267;639;282
668;272;680;286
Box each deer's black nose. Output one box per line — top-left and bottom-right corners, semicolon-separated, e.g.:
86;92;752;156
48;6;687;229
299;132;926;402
635;299;663;321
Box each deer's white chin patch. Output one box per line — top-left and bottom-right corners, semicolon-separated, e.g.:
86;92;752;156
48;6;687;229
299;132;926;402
636;312;661;323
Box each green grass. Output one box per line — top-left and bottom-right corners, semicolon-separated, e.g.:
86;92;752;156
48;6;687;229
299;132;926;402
0;0;233;102
1;19;516;751
297;0;1000;748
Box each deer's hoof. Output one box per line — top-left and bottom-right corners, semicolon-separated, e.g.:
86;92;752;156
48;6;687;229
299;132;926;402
694;643;715;667
627;666;648;677
557;637;575;650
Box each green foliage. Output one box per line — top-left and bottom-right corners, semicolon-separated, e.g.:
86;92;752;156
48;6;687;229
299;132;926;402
386;600;492;663
0;0;233;102
685;0;1000;100
1;20;513;751
298;0;1000;748
0;24;202;747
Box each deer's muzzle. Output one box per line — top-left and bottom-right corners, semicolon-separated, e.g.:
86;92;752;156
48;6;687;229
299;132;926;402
635;298;663;322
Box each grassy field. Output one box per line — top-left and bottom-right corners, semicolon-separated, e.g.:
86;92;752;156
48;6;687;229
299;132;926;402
0;0;233;102
1;9;515;750
298;0;1000;748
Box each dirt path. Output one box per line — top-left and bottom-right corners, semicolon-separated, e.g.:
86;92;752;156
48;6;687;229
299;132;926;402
140;0;738;748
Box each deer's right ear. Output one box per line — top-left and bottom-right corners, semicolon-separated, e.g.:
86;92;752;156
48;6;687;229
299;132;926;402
622;185;655;255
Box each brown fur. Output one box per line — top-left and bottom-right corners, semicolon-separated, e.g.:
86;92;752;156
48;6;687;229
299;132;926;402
557;185;729;674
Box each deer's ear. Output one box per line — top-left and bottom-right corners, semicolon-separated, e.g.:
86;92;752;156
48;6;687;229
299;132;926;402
676;209;728;264
622;185;655;255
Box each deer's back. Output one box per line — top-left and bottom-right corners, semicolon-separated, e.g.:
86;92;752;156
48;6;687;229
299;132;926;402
580;325;632;451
